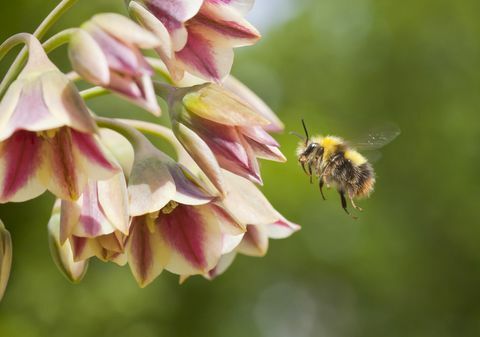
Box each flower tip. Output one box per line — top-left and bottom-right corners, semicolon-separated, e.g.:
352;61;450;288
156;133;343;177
0;220;12;302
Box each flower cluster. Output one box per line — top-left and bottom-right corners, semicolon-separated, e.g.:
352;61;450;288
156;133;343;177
0;0;298;300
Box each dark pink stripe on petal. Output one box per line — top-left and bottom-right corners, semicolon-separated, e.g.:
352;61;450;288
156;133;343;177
71;130;116;171
176;28;220;81
157;205;208;270
128;217;154;283
1;131;42;200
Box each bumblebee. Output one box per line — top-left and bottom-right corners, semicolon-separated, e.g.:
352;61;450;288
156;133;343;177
295;120;400;217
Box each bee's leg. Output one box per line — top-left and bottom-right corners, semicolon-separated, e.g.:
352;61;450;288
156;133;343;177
350;197;363;212
308;163;314;184
339;191;358;219
301;162;308;176
319;178;327;200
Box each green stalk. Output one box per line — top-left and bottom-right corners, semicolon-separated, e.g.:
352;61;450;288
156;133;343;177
0;0;80;98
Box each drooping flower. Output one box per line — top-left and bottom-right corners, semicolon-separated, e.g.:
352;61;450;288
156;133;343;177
0;219;12;301
199;170;299;280
59;170;130;260
69;13;161;115
0;34;119;203
129;0;260;82
170;83;286;186
48;201;89;283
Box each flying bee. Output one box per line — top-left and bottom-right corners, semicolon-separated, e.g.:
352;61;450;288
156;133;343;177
294;120;400;217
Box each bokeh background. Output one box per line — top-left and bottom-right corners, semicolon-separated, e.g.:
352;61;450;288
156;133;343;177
1;0;480;336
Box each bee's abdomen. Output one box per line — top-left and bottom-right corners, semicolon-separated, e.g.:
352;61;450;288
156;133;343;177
328;154;375;198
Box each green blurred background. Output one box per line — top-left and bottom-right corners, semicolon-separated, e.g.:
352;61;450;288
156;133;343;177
1;0;480;336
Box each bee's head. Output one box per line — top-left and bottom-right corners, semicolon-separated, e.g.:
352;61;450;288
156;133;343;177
298;142;324;163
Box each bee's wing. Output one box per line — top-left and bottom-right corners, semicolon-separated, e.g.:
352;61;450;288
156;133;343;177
348;123;401;151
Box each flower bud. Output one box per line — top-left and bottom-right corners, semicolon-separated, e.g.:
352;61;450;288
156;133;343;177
0;220;12;301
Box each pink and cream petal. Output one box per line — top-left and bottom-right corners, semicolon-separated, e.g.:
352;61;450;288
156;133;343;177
97;173;130;235
237;224;268;257
156;204;223;275
211;0;254;15
127;148;176;216
247;138;286;162
173;122;226;196
41;71;97;134
59;199;82;243
68;29;110;85
0;131;47;203
169;165;214;205
146;0;204;51
183;84;269;126
224;76;284;132
221;170;279;226
127;216;169;287
91;13;159;48
206;251;237;280
221;233;244;254
48;207;89;283
176;24;234;82
267;219;301;239
195;2;261;47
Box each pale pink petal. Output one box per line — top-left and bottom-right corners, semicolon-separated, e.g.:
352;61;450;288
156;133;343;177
247;138;286;162
206;251;236;280
127;216;169;287
71;130;120;181
221;170;280;226
156;204;222;275
224;76;284;132
183;84;269;126
0;131;46;203
91;13;159;48
173;122;226;196
237;224;268;256
222;233;244;254
48;207;89;283
127;147;176;216
99;129;135;176
169;164;214;205
195;1;260;47
69;235;102;261
68;29;110;85
97;173;130;235
241;126;278;146
211;204;245;235
146;0;204;50
209;0;254;15
176;24;234;82
42;71;97;134
0;79;21;141
60;199;81;244
267;219;301;239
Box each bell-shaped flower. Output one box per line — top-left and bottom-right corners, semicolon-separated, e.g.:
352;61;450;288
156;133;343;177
203;170;299;280
69;13;161;115
170;83;286;186
48;201;89;283
0;219;12;301
0;34;119;203
129;0;260;82
59;169;130;263
127;200;244;287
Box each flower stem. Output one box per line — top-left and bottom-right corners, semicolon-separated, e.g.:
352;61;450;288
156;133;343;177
118;119;184;153
0;0;79;98
80;87;110;100
95;117;155;154
42;28;78;53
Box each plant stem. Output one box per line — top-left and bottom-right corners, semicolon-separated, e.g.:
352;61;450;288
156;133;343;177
80;87;110;100
0;0;80;98
95;117;153;153
43;28;78;53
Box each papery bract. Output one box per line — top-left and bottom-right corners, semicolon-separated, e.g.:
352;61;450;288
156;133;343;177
0;34;119;203
69;13;161;115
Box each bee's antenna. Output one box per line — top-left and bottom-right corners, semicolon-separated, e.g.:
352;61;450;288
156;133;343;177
301;119;310;146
